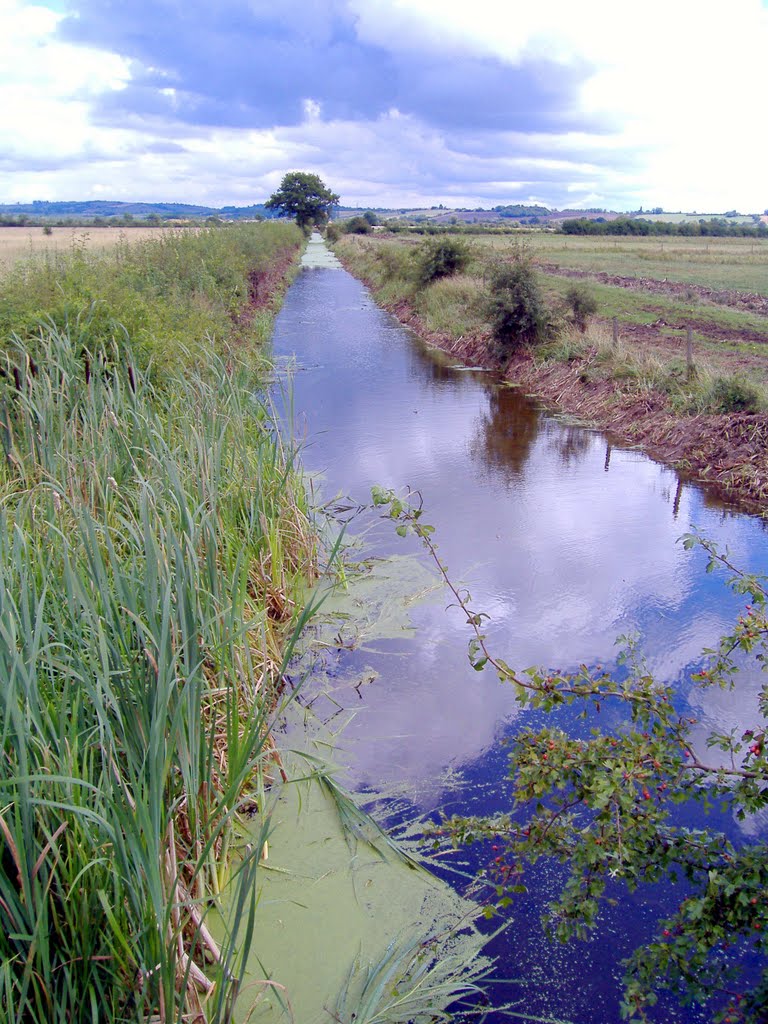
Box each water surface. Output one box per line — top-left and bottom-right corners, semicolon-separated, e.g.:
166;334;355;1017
271;235;768;1021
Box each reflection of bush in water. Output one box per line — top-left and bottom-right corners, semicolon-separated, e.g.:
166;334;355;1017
473;390;596;481
471;386;541;479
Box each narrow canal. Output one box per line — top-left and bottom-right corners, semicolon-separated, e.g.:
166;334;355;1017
270;235;768;1023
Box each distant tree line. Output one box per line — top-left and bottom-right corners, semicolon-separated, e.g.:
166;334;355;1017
385;221;525;236
0;200;278;228
493;204;551;218
0;213;268;229
561;217;768;238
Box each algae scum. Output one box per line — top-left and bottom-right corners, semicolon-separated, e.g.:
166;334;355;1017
301;232;344;269
228;552;489;1024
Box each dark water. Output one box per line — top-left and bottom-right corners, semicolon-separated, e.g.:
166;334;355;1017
271;243;768;1023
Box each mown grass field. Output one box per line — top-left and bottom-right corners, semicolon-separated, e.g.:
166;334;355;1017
486;233;768;387
471;232;768;295
0;224;177;273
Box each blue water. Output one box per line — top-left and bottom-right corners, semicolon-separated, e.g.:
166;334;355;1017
271;245;768;1022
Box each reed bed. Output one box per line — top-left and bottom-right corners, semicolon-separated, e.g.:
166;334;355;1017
0;225;320;1022
0;222;304;375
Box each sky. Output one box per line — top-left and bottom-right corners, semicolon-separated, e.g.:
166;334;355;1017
1;0;766;212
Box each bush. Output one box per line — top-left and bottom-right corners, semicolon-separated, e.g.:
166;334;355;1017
705;374;764;413
564;283;598;331
417;237;471;285
325;222;341;243
344;216;373;235
486;254;556;352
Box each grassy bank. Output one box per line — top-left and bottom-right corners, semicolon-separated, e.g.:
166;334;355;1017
0;223;323;1022
334;232;768;511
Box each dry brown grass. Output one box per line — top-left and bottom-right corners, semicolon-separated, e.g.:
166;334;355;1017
0;225;179;274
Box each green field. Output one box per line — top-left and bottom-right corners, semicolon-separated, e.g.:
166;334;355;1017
474;233;768;295
540;272;768;353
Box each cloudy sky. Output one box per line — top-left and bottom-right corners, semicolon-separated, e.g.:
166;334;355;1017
1;0;766;212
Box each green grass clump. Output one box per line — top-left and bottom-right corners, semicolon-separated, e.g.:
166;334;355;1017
415;275;485;339
702;373;765;414
337;236;425;309
0;227;320;1022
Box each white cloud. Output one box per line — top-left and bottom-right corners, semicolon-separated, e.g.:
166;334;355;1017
348;0;768;210
0;1;130;155
0;0;766;209
302;98;322;121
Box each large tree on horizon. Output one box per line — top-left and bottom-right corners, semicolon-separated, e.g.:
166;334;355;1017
264;171;340;229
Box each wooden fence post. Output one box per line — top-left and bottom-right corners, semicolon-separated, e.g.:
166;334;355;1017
612;317;619;346
686;326;695;379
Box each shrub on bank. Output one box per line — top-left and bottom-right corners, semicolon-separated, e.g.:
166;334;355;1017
486;253;556;352
704;373;764;414
564;283;599;332
417;237;472;284
325;222;342;242
344;215;373;235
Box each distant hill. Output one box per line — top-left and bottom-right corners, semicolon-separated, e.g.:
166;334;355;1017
632;211;759;227
1;200;762;228
0;200;275;221
334;205;622;226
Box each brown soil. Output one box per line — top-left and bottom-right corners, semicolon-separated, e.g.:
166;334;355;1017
347;268;768;517
602;315;768;351
248;250;298;310
232;249;299;343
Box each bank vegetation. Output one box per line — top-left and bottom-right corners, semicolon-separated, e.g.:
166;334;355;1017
0;222;327;1022
333;232;768;512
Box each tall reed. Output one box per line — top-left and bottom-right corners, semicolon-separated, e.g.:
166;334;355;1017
0;322;319;1022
